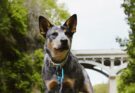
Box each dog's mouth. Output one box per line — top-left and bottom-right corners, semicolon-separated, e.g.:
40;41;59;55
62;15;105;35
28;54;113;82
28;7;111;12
54;45;69;51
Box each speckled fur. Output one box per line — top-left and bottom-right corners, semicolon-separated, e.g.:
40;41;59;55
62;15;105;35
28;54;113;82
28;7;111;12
39;14;93;93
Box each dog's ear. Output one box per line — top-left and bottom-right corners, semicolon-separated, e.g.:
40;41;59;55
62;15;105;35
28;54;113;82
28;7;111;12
63;14;77;33
39;16;53;37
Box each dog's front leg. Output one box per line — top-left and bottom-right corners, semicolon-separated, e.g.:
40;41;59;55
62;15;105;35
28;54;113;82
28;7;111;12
45;80;59;93
61;78;76;93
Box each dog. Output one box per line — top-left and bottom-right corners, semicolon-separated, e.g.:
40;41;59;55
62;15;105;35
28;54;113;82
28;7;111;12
39;14;93;93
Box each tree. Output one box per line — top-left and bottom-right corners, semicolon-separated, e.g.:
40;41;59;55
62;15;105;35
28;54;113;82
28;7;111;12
118;0;135;93
0;0;69;92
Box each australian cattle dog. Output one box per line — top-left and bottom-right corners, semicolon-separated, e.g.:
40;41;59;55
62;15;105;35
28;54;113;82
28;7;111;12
39;14;93;93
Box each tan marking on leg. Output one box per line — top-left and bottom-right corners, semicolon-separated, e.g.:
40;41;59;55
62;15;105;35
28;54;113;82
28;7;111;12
63;78;75;88
46;80;58;91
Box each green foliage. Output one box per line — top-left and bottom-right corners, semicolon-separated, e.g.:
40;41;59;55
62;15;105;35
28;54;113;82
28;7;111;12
118;77;135;93
118;0;135;93
0;0;69;93
116;37;128;48
0;49;44;93
94;83;108;93
40;0;70;25
0;0;28;61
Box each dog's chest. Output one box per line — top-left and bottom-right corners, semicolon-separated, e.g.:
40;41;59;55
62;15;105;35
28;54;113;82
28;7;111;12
43;61;80;89
44;65;76;90
42;54;85;92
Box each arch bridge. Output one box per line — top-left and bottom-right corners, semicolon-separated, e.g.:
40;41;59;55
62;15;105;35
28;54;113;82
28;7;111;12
72;49;128;93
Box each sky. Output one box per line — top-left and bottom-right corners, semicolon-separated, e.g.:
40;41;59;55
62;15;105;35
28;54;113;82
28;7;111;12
58;0;129;50
58;0;129;85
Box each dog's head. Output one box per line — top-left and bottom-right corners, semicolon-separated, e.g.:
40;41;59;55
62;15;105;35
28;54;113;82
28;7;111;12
39;14;77;62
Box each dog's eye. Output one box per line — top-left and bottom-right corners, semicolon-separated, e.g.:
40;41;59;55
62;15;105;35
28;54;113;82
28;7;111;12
52;32;58;36
65;32;73;37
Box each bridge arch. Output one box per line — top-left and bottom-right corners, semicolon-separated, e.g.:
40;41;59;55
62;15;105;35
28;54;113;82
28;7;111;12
72;49;128;93
80;63;109;77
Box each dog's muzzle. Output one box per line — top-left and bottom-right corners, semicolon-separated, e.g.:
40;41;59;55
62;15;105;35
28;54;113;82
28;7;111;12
56;39;69;51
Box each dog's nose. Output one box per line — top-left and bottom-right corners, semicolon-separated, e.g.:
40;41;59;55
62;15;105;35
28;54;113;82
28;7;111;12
61;39;68;45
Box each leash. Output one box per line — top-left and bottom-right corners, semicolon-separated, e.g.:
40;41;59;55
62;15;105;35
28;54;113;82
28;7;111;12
56;65;64;93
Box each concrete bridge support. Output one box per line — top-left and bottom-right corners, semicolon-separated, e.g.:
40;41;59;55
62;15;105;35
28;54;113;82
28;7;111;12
109;76;117;93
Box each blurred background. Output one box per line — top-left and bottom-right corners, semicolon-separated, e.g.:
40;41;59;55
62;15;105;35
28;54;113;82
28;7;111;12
0;0;135;93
